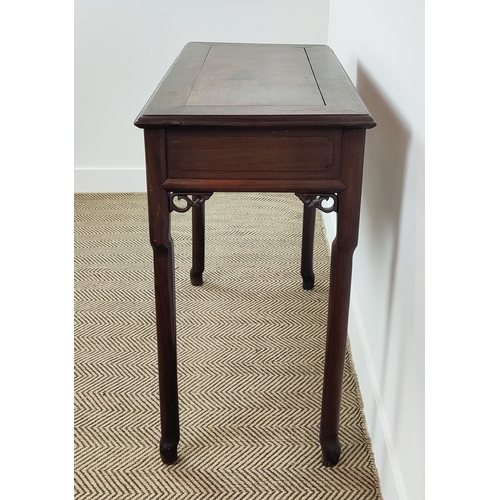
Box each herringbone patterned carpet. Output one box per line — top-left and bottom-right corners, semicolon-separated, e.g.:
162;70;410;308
74;192;382;499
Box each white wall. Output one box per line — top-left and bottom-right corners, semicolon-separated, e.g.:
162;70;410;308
325;1;424;499
74;0;330;191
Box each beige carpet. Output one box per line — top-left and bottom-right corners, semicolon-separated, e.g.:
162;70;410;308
74;192;382;499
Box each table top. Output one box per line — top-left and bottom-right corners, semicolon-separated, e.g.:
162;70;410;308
135;42;375;129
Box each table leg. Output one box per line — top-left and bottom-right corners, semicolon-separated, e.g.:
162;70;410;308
153;239;180;464
319;129;366;466
144;129;180;464
190;196;205;286
301;204;316;289
319;236;352;466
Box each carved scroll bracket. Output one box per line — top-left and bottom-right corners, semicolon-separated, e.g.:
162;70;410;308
295;194;339;214
168;193;213;213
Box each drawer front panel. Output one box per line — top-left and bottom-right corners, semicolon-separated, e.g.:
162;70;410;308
166;127;341;180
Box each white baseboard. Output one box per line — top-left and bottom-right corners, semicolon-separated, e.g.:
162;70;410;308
74;167;146;193
348;293;406;500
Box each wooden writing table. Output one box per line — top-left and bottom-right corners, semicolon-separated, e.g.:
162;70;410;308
135;42;375;466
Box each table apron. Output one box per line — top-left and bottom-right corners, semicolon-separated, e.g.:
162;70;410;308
165;127;343;184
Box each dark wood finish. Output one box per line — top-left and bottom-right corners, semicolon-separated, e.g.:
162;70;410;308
135;42;375;466
134;42;376;129
166;127;341;182
301;205;316;290
144;129;180;464
320;128;366;466
162;178;347;194
190;195;205;286
186;44;324;107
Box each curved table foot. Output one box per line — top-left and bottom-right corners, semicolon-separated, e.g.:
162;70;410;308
321;438;341;467
190;270;204;286
160;439;178;464
302;274;315;290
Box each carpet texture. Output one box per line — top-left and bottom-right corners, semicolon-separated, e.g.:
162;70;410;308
74;192;382;499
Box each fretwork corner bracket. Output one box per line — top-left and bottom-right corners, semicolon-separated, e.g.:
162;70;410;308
168;193;213;213
295;194;339;213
